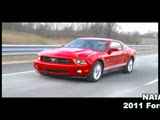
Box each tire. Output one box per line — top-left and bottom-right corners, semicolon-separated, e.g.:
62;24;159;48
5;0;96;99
87;61;103;82
123;58;134;73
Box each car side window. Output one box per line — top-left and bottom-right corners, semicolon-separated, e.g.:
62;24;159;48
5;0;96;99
123;44;128;50
110;42;122;50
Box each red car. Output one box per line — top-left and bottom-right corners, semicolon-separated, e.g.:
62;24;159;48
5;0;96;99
33;37;136;82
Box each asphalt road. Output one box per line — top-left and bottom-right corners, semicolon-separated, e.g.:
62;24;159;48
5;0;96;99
2;54;158;97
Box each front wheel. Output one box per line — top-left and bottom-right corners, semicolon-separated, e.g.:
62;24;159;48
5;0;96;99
123;58;134;73
87;61;103;82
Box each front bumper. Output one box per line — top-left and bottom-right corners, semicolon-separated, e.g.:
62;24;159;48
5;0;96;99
33;59;91;77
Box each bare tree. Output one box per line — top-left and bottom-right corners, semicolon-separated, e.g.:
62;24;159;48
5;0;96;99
103;23;118;37
2;22;143;44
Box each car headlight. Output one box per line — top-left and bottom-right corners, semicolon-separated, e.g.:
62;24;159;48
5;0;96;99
38;56;41;60
73;59;87;65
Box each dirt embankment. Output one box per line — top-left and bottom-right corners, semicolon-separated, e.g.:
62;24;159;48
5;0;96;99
2;31;72;45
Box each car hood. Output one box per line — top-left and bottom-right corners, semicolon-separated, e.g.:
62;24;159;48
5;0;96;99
39;47;98;58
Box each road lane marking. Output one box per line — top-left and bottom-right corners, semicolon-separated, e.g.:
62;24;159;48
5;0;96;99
106;79;158;97
144;79;158;86
2;70;35;76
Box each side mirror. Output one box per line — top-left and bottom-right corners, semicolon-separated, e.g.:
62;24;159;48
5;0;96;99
107;48;119;54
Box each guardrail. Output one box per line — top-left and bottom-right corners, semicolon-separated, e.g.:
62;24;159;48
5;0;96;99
2;44;157;55
2;44;63;55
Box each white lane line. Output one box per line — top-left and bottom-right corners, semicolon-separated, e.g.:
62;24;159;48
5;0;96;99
144;79;158;86
107;79;158;97
2;70;35;76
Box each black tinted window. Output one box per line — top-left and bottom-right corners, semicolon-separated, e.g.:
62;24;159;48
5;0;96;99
110;42;122;50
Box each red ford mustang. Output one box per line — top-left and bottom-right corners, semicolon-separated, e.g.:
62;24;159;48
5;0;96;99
33;37;136;82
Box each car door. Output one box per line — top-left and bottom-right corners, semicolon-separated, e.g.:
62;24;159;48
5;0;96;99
107;41;124;68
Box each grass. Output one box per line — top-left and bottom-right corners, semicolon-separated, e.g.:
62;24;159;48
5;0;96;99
2;30;72;45
2;54;37;63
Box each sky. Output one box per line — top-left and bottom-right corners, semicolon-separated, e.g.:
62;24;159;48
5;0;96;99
46;22;158;34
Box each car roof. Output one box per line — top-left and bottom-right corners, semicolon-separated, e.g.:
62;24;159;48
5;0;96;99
78;37;112;42
77;37;125;45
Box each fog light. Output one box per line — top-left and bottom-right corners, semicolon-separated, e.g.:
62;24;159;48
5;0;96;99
77;69;82;73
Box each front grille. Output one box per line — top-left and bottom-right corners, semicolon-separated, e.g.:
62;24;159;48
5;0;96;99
41;56;72;64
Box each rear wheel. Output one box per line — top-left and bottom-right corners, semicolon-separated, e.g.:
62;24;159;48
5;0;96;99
123;58;134;73
87;61;103;82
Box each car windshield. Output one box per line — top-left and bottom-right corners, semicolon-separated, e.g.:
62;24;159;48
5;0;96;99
64;38;109;51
